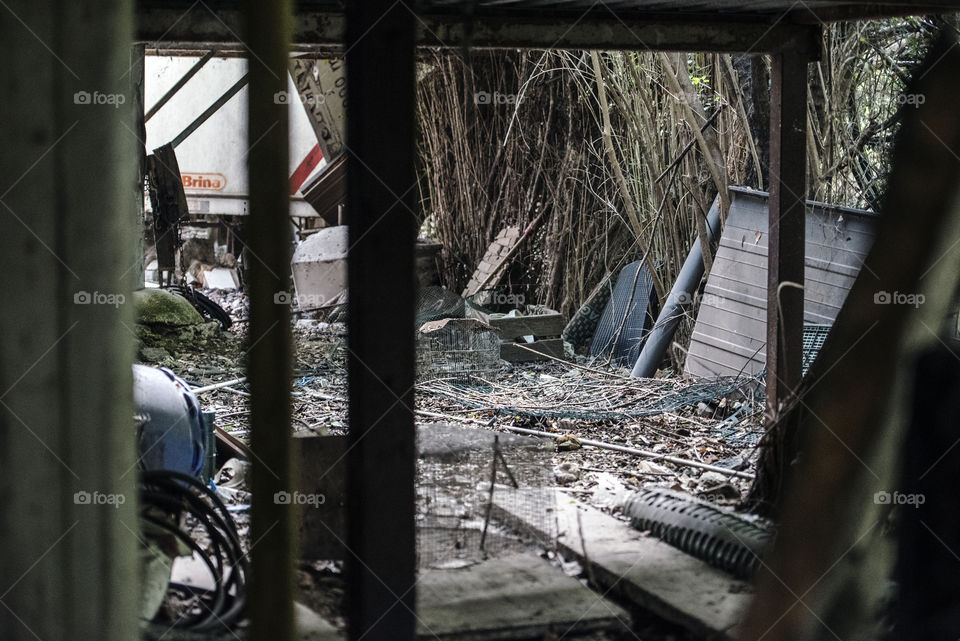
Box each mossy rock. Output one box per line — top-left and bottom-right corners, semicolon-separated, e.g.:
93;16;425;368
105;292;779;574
134;289;204;327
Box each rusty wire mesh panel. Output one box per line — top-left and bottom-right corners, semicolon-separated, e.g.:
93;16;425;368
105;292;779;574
416;423;556;569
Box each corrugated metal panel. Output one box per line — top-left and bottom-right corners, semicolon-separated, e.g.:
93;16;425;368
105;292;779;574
684;187;878;378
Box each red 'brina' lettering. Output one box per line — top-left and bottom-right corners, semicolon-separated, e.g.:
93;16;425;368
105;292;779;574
181;173;226;191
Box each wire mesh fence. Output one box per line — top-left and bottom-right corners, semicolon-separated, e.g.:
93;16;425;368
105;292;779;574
416;423;556;569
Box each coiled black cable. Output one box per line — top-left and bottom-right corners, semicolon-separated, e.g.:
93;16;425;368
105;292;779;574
139;469;247;631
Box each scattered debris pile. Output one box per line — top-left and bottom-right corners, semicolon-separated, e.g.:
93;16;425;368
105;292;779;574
419;366;759;424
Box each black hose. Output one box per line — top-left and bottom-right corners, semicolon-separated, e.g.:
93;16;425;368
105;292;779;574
167;285;233;329
623;487;774;579
138;470;247;631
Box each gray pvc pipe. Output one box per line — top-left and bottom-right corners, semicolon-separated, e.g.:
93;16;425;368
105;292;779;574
631;199;722;377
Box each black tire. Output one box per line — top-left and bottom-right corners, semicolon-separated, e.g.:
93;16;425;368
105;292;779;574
169;286;233;330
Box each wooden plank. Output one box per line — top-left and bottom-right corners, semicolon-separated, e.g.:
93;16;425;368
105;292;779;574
47;4;141;640
766;53;810;419
492;492;751;640
345;3;418;640
137;7;825;55
283;553;629;641
245;3;297;641
215;425;253;460
0;3;140;640
487;313;566;340
741;39;960;638
499;338;565;362
416;553;629;640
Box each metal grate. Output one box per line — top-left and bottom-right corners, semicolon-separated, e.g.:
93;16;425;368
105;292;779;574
416;424;556;569
755;322;833;382
802;323;831;375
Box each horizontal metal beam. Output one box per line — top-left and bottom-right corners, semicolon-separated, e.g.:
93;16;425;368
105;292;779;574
419;17;821;54
137;7;822;55
790;2;960;23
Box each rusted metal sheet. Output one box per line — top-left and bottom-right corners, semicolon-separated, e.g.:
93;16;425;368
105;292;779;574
684;187;879;379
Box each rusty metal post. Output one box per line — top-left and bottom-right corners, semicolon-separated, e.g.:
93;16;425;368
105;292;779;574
766;52;809;421
243;1;295;641
345;2;417;640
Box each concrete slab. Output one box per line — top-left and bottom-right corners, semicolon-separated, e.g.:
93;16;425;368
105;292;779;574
494;491;753;640
416;553;629;640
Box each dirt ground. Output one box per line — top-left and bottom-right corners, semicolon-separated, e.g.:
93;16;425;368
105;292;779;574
142;290;765;640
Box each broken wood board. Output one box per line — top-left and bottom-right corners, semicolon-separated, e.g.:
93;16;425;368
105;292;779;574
416;553;629;640
462;226;521;297
488;313;566;340
215;425;251;461
500;338;565;362
492;491;751;640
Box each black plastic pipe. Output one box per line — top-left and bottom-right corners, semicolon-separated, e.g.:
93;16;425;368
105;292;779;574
631;200;722;377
